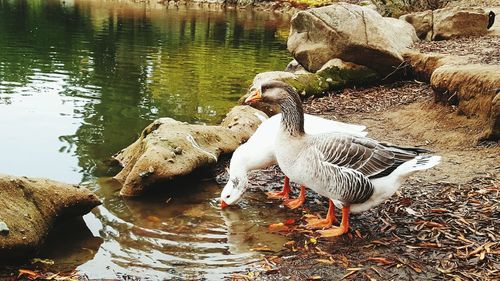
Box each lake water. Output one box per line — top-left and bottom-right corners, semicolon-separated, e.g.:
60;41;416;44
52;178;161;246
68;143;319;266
0;0;293;279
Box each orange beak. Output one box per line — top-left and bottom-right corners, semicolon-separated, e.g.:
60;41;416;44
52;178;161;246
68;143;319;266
244;88;262;104
220;199;229;209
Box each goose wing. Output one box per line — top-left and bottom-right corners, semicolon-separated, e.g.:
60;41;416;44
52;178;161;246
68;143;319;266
309;134;418;179
304;144;374;204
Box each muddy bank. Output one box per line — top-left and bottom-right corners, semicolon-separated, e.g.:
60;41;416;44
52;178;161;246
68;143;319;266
0;174;100;260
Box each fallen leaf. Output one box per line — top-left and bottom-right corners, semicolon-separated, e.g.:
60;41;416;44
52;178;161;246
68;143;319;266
269;223;289;232
250;246;273;252
307;275;322;280
284;218;296;225
146;215;161;223
405;207;417;215
18;269;39;279
408;263;423;273
430;208;449;213
479;251;486;260
367;257;393;265
416;242;440;248
316;259;334;265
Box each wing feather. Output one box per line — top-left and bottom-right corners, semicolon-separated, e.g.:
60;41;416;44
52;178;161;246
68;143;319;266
303;146;374;204
309;133;419;178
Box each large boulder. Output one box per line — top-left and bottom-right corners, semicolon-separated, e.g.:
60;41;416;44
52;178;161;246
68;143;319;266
0;174;100;260
287;3;418;76
433;7;490;40
400;7;491;41
113;106;267;196
431;64;500;140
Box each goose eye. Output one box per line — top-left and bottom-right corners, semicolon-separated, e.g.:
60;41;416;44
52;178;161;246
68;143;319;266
225;194;230;199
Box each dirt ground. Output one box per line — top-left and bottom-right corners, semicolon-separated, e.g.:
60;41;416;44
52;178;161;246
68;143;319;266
223;33;500;280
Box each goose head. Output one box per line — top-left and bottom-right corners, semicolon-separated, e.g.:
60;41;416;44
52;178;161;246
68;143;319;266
246;80;305;136
245;80;298;105
220;175;248;208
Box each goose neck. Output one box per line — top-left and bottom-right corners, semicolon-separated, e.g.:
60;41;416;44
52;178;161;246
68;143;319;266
279;94;305;137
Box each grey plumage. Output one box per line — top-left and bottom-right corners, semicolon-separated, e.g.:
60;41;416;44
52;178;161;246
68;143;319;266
256;80;427;206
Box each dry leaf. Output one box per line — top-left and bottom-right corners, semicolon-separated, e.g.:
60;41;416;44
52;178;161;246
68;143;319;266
316;259;334;265
367;257;393;265
18;269;39;279
146;215;161;223
269;223;289;232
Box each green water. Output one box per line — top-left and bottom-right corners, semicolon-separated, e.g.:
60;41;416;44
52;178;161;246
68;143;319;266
0;0;294;279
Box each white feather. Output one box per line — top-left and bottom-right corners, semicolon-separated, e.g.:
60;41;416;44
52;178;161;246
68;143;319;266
349;155;442;213
220;114;367;205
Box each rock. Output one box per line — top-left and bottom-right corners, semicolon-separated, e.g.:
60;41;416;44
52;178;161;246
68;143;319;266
490;93;500;140
403;51;470;82
113;106;267;196
0;174;100;260
284;59;380;97
240;59;380;115
401;7;492;40
399;10;433;40
253;71;297;86
287;3;418;76
431;64;500;140
358;0;378;13
284;60;310;75
433;7;489;40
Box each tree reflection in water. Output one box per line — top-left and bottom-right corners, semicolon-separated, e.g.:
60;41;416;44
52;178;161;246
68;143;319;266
0;0;290;182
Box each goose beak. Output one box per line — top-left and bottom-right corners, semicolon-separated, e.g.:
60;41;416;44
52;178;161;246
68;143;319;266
220;199;229;209
244;88;262;104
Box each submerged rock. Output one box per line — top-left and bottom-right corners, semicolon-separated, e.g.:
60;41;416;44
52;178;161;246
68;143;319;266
113;105;267;196
287;3;417;76
0;174;100;260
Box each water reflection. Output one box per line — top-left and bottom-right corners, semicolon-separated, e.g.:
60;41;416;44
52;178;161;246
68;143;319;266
68;178;290;279
0;0;292;278
0;0;290;182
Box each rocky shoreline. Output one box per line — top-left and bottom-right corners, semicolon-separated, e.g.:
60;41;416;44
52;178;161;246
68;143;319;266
110;3;498;197
1;1;498;278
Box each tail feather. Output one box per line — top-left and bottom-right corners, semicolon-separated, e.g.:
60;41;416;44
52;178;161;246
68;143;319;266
380;142;432;155
394;155;441;178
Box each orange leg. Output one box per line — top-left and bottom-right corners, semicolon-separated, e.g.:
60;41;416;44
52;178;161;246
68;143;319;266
283;185;306;209
266;176;291;199
305;200;337;229
317;205;350;237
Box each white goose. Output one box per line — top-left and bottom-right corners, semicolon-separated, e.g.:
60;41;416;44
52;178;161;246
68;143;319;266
244;81;441;237
220;110;367;209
